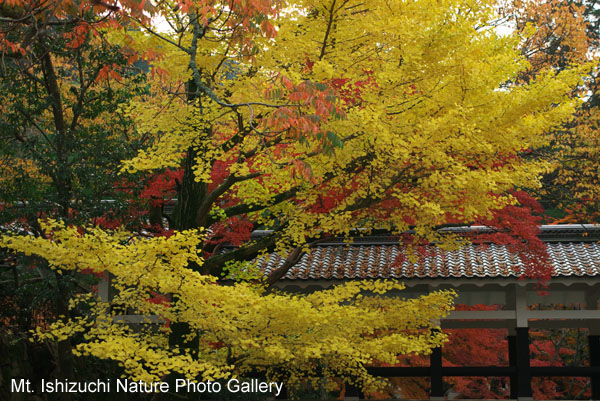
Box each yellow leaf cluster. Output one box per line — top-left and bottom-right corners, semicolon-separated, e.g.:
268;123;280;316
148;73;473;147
111;0;588;245
1;222;454;391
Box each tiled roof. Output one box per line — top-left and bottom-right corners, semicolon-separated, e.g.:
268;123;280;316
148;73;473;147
253;227;600;279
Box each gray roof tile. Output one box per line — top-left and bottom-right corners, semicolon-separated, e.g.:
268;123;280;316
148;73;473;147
255;242;600;280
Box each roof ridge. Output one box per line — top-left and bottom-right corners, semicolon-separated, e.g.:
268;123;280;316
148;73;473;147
250;225;600;244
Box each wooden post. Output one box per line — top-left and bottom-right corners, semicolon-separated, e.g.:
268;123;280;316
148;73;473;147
587;288;600;400
514;285;532;401
430;345;443;400
590;334;600;400
344;383;363;400
98;271;109;302
516;327;532;401
508;331;519;400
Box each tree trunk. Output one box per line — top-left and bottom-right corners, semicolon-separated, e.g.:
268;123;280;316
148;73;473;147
173;147;207;232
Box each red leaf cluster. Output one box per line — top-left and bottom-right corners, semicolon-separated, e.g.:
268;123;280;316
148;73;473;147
473;191;552;286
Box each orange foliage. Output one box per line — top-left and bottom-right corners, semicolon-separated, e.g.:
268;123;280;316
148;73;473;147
509;0;590;77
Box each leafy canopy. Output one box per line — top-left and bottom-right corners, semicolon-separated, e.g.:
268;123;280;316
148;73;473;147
0;0;592;393
123;0;584;241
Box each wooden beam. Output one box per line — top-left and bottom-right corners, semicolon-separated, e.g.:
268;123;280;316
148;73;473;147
442;366;514;376
442;319;600;329
444;310;515;320
527;310;600;319
530;320;600;329
442;320;512;329
530;366;600;376
441;310;600;321
364;366;600;377
366;367;429;377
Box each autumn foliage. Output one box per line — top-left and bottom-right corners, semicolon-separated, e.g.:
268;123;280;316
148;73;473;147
0;0;595;398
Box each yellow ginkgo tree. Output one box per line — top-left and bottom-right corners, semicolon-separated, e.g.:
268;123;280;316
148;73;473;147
1;221;455;392
114;0;588;277
0;0;592;395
